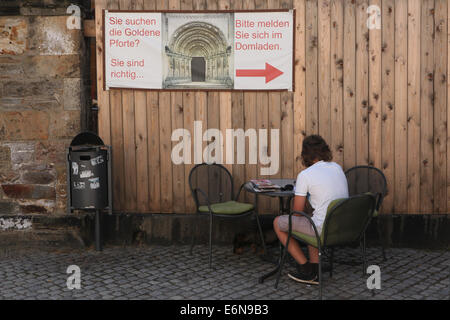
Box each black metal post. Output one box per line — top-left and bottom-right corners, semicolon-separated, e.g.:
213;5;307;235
95;210;102;251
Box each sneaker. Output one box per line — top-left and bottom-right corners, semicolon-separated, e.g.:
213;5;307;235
288;262;319;285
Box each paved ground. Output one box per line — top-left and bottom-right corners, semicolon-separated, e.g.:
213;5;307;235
0;245;448;300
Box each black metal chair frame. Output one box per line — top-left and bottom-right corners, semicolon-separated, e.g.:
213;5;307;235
274;193;378;300
345;165;388;260
188;163;266;268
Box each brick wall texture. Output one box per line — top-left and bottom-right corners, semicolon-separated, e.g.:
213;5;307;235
0;1;88;215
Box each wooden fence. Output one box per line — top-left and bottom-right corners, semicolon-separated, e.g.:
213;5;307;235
95;0;449;215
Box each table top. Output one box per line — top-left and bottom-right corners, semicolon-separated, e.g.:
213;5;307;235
244;178;296;198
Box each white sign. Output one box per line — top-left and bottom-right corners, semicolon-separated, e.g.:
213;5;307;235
104;11;293;91
234;12;293;90
105;12;163;89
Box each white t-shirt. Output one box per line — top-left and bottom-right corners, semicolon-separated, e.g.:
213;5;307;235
294;161;349;232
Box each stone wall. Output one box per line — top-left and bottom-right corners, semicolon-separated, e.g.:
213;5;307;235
0;0;90;218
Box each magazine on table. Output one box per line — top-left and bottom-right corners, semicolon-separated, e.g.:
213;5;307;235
250;179;281;192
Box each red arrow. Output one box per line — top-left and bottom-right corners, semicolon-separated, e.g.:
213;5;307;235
236;63;284;83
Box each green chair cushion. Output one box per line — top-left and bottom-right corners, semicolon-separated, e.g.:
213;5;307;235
199;201;254;215
291;198;347;247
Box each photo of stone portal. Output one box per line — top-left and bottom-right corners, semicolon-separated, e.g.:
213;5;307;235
162;13;234;89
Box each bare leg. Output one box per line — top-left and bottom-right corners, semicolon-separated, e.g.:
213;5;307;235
273;217;308;265
308;245;319;263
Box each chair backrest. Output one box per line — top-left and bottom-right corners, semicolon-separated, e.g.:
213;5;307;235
322;193;376;247
188;163;234;208
345;166;387;210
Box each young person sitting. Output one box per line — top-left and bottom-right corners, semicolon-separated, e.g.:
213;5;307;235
273;135;349;284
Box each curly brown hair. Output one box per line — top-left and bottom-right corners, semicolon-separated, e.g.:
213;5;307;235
301;135;333;167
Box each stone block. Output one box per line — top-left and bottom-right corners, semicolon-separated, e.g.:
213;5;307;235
0;17;27;55
1;184;55;200
35;140;69;165
0;145;11;162
0;111;49;140
19;204;47;214
2;79;62;98
55;184;67;213
3;142;35;168
54;165;67;186
21;170;55;185
49;110;80;139
63;78;82;110
26;98;61;111
0;168;20;184
0;57;24;79
28;55;81;78
29;16;81;56
17;199;55;213
0;97;60;112
0;201;19;215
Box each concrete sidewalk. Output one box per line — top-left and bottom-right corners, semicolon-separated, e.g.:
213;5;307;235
0;245;448;300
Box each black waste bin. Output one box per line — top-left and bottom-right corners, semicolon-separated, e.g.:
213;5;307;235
67;132;112;251
69;147;109;210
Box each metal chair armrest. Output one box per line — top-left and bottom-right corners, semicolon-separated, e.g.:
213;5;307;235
290;210;322;250
195;188;213;214
375;192;383;211
235;182;247;201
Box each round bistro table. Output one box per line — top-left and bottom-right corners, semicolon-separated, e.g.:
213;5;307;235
244;178;296;284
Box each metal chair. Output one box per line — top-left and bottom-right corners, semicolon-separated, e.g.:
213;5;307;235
275;193;377;300
345;165;388;260
188;163;266;268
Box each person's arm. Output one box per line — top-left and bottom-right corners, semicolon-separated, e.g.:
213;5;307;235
293;171;308;214
292;195;306;215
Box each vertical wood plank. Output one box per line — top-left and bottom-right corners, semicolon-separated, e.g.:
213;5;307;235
169;0;185;214
420;0;434;213
254;0;270;212
122;88;137;212
157;0;173;213
133;0;149;212
448;0;450;212
135;89;149;212
231;0;245;201
330;0;344;167
147;92;161;212
267;0;282;213
293;0;306;176
242;0;257;203
119;0;139;212
356;0;369;168
180;0;195;214
105;0;124;211
343;0;356;172
394;0;408;213
381;0;395;213
218;0;233;176
305;0;318;135
144;0;160;213
407;0;421;214
318;0;331;143
205;1;221;201
433;0;447;213
183;88;196;213
110;89;125;211
368;0;382;172
280;1;294;181
191;0;207;205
